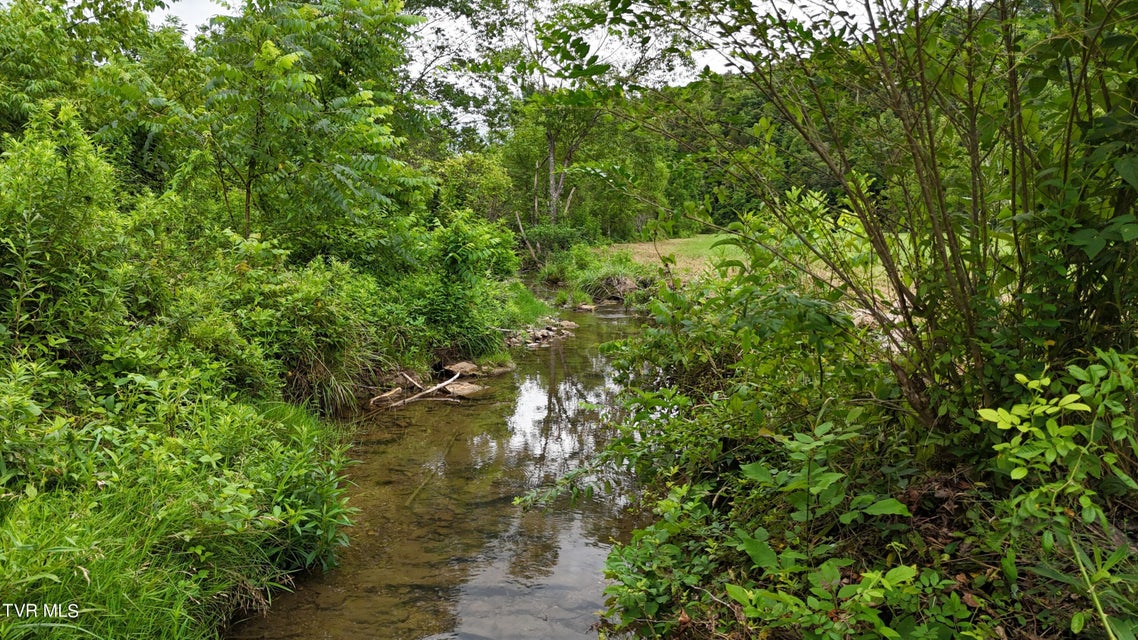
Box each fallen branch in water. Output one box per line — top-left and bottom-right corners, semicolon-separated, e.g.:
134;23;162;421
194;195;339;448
385;372;461;409
368;387;403;404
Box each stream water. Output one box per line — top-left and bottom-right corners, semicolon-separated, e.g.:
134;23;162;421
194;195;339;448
228;308;640;640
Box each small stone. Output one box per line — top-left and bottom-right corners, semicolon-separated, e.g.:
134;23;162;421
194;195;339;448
576;303;596;312
482;362;517;376
444;361;481;376
559;320;579;329
444;381;488;398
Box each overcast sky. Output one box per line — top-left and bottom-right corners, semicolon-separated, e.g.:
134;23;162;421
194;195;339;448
148;0;223;34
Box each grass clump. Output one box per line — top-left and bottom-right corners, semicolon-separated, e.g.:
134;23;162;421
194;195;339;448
0;360;351;640
538;244;656;306
499;280;553;327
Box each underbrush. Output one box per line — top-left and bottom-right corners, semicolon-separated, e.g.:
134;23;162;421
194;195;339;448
0;104;532;638
538;244;656;307
589;242;1138;639
0;360;351;639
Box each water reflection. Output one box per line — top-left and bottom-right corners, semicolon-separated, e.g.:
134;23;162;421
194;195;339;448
228;309;639;640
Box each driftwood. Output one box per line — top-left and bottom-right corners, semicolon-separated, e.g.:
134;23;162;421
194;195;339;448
400;371;424;390
385;372;461;409
368;387;403;405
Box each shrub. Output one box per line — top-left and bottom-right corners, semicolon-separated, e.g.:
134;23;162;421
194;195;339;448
0;102;123;359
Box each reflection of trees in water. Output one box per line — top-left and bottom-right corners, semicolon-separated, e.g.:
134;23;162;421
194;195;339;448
505;320;642;534
518;338;618;471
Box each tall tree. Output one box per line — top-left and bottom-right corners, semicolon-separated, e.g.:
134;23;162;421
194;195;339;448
566;0;1138;432
199;0;427;245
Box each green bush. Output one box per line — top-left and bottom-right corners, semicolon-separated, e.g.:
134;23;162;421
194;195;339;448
593;226;1138;638
433;152;513;222
981;353;1138;637
160;233;404;415
526;222;593;259
0;102;124;359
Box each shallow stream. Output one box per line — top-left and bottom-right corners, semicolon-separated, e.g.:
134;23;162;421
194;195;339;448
228;308;639;640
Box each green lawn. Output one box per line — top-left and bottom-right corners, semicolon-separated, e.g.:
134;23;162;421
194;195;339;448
602;234;743;280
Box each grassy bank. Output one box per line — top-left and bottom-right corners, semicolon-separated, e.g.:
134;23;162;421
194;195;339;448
532;234;743;308
536;244;659;307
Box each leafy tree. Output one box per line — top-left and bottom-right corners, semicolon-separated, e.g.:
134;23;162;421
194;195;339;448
0;0;166;139
433;151;513;221
572;0;1138;435
199;0;428;250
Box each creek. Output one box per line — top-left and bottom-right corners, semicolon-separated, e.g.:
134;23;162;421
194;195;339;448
228;307;640;640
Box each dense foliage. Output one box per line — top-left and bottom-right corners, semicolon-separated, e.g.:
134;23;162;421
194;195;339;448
532;0;1138;637
0;1;539;638
5;0;1138;637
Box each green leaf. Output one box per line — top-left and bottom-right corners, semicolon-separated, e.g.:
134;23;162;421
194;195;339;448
1115;156;1138;190
1070;612;1085;634
1108;615;1137;640
1070;228;1107;259
1056;393;1081;407
1113;468;1138;490
1001;550;1018;583
864;498;911;517
810;471;845;494
977;408;1000;422
742;538;778;570
1010;467;1028;480
740;462;772;484
884;565;917;585
725;583;752;606
14;572;61;585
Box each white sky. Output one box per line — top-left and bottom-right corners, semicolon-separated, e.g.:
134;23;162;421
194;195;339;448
146;0;729;82
148;0;223;34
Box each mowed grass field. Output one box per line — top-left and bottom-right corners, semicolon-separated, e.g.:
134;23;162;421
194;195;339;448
601;234;744;281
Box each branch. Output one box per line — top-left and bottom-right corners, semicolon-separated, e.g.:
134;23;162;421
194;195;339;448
382;372;461;409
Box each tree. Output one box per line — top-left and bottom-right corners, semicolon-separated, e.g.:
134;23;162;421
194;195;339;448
0;0;166;138
573;0;1138;435
199;0;427;247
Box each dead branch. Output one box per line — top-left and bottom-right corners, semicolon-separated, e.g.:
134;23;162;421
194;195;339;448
368;387;403;405
400;371;425;390
385;372;461;409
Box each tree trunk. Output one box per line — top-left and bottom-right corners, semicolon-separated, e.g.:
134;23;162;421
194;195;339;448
546;130;559;225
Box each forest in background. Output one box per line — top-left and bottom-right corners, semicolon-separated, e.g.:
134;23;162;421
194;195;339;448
3;0;1138;638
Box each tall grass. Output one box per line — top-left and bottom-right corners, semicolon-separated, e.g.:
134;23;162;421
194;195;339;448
0;389;351;640
538;244;656;305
